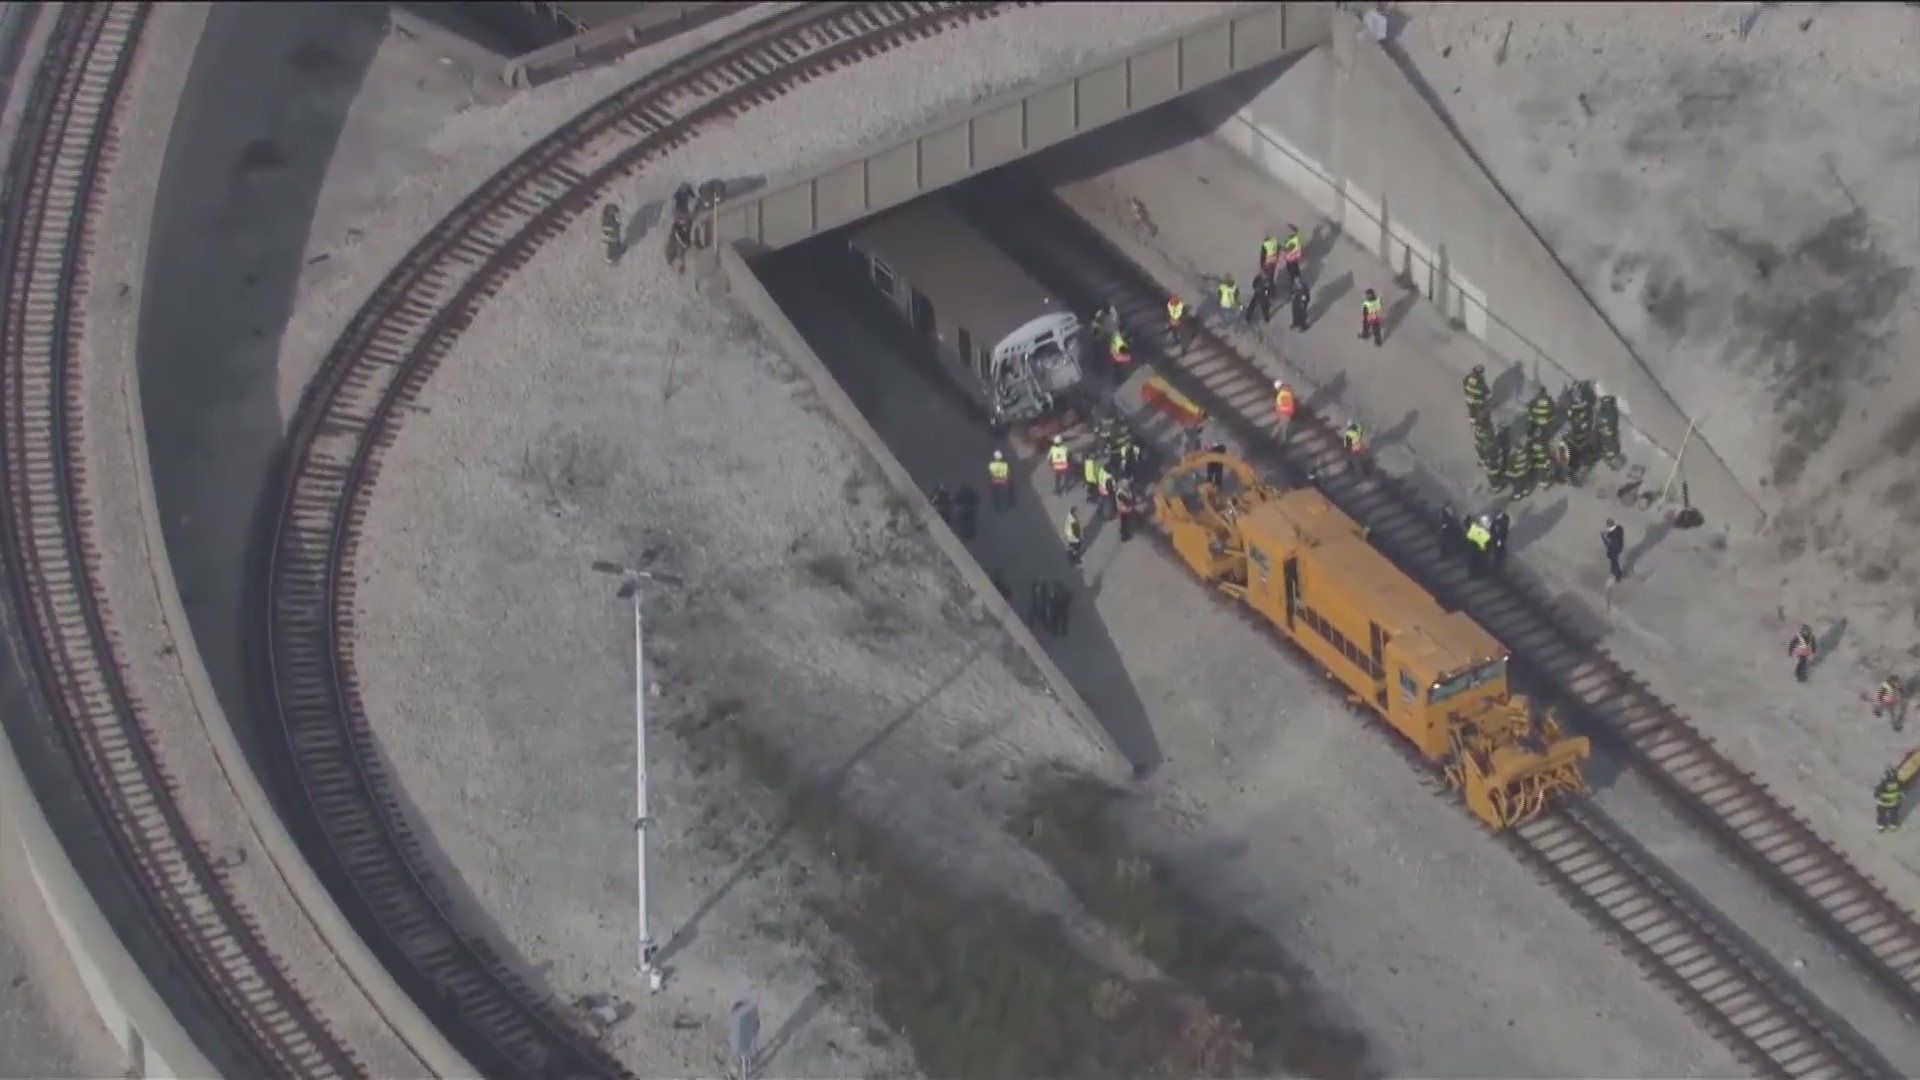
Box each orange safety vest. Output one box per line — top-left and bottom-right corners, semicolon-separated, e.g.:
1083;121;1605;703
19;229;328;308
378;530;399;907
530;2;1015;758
1273;388;1296;418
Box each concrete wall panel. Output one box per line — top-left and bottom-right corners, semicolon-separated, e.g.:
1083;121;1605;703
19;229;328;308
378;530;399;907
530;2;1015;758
1076;61;1130;130
1179;24;1233;85
868;140;920;206
971;101;1026;172
814;159;868;232
712;4;1333;252
920;121;972;187
1128;41;1181;110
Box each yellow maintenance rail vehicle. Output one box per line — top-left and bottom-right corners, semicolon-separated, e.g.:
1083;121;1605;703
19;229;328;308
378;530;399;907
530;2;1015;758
1150;451;1591;830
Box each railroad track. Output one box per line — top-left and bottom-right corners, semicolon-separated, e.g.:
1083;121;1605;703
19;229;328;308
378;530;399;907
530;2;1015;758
255;4;1025;1076
954;176;1915;1076
0;5;361;1077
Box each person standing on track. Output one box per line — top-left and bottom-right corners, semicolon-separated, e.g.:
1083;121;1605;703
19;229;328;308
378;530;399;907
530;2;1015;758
1601;518;1626;582
1272;380;1297;442
1216;275;1239;321
1463;515;1492;576
600;203;623;264
1489;509;1511;571
1166;293;1189;352
1871;675;1906;732
1463;364;1491;421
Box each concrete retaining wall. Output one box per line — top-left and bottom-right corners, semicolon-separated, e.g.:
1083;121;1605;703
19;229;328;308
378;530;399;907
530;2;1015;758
1179;19;1764;535
717;244;1126;771
0;730;216;1079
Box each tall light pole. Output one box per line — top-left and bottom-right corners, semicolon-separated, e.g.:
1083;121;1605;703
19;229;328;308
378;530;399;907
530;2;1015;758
590;559;682;992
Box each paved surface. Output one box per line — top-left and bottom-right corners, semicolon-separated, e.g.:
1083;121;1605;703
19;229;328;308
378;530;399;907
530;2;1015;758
760;248;1738;1076
1030;106;1920;1061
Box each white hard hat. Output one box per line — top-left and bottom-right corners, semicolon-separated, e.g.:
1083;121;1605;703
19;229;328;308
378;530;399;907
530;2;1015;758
1273;379;1285;388
992;450;1004;460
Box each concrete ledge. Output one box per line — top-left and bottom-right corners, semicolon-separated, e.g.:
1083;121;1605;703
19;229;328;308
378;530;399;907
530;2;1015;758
0;727;216;1080
1180;25;1765;536
717;243;1125;771
501;1;760;90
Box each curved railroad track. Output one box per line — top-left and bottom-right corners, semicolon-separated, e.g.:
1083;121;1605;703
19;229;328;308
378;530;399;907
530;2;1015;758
254;4;1025;1076
0;4;360;1077
954;175;1917;1077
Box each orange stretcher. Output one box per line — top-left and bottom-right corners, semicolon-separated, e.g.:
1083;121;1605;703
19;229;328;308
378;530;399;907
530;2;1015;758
1140;375;1205;427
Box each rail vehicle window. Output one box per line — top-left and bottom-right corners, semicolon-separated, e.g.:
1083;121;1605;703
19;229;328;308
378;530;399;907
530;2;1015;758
1296;604;1383;680
956;329;974;370
870;257;896;297
1248;546;1270;584
1399;671;1418;702
1429;658;1506;704
910;290;936;338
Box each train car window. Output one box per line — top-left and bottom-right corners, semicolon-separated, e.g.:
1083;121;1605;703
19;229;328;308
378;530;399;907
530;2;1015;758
1248;546;1270;584
910;290;937;338
956;329;973;369
1429;658;1506;704
871;258;895;296
1399;671;1418;702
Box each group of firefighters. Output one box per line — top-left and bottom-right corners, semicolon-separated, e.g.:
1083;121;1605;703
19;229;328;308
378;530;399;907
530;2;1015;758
598;180;727;268
1460;364;1625;501
1783;624;1915;832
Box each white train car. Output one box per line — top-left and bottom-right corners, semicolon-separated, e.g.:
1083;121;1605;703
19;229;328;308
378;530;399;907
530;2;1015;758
847;196;1084;429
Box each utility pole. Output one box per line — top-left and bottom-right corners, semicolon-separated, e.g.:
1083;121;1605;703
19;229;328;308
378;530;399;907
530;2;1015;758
591;559;684;992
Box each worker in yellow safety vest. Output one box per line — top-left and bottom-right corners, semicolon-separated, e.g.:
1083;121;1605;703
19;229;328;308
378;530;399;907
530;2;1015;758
1081;452;1100;503
1360;289;1384;346
1281;225;1304;283
1047;435;1072;495
1272;380;1297;442
1165;293;1189;350
1062;507;1084;565
987;449;1013;512
1108;329;1131;370
1464;516;1492;576
1258;236;1280;282
1216;275;1238;318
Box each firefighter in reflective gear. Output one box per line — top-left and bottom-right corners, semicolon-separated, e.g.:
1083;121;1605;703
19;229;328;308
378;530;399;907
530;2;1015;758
987;450;1013;511
1790;625;1818;683
1484;426;1511;490
1872;676;1906;731
1259;235;1281;283
1359;289;1384;345
1875;769;1904;832
1463;364;1491;419
1272;380;1297;441
1528;436;1551;488
1565;381;1595;451
1108;329;1132;370
1281;225;1304;284
1081;453;1101;502
1595;395;1623;464
1165;294;1189;350
1115;486;1138;542
1245;271;1276;324
1062;507;1085;565
1472;414;1497;469
1504;439;1534;498
1047;435;1072;494
1216;275;1239;318
1463;515;1493;576
600;203;623;264
1547;430;1573;486
1527;388;1555;438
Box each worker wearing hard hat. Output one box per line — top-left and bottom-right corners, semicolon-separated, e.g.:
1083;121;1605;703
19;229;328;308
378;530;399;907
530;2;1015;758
1272;380;1297;442
1047;435;1072;494
1062;507;1085;565
1875;769;1904;833
987;449;1013;512
1464;515;1492;577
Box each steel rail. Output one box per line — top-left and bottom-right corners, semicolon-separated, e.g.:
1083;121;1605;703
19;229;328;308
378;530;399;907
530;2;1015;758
0;4;361;1076
954;176;1910;1077
256;5;1026;1077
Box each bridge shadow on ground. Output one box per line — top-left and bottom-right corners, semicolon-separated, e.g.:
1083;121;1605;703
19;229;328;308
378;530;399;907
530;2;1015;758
757;247;1163;774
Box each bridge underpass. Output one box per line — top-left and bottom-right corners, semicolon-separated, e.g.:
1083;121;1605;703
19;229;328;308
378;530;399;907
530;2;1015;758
711;3;1331;253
